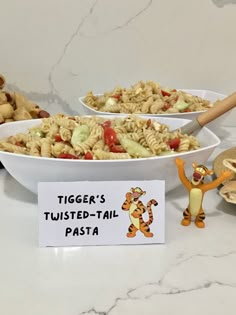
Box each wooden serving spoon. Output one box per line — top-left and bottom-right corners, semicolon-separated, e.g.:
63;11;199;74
177;92;236;134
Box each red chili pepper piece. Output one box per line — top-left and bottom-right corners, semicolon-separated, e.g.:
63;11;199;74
167;138;181;150
55;134;63;142
84;152;93;160
100;120;112;129
58;153;79;159
161;90;171;97
104;127;117;146
109;145;126;153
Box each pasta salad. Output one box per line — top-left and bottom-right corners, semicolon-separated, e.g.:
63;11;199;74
0;114;200;160
84;81;214;114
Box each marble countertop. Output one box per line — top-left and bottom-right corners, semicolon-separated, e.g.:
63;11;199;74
1;126;236;315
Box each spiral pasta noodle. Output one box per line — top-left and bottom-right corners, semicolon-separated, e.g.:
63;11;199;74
27;140;41;157
0;142;27;154
59;127;71;142
92;139;105;151
51;142;75;157
40;138;52;157
94;150;131;160
47;124;59;139
178;138;190;152
143;129;168;154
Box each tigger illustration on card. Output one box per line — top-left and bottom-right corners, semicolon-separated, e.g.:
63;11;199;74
121;187;158;238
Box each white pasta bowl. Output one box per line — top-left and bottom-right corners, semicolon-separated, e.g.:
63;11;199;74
0;116;220;195
78;89;228;135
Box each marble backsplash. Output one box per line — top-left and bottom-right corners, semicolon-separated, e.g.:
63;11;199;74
0;0;235;125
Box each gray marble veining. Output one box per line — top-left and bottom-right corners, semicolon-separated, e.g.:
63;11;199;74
212;0;236;7
1;0;236;125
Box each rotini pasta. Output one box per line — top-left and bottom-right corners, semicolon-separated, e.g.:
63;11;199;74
27;140;41;157
59;127;72;142
83;80;215;115
51;142;75;157
40;138;52;158
0;142;27;154
0;114;201;160
94;150;131;160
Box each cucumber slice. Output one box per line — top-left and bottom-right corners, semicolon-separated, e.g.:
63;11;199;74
71;125;90;146
119;137;153;158
174;99;189;111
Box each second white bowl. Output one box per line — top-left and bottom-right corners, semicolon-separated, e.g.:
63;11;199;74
79;89;228;135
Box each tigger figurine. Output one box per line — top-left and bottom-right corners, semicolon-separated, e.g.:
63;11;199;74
175;157;232;228
121;187;158;237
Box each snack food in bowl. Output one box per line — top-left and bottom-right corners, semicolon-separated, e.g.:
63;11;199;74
219;157;236;204
0;74;50;168
0;74;50;123
0;114;220;194
219;181;236;204
213;148;236;204
78;81;227;134
213;148;236;181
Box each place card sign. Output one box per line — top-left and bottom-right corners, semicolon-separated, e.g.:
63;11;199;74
38;180;165;247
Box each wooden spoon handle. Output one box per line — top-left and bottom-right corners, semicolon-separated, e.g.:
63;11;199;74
197;92;236;127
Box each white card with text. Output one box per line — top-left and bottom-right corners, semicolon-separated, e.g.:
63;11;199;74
38;180;165;247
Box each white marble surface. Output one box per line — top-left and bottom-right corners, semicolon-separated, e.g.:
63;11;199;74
0;0;236;125
0;126;236;315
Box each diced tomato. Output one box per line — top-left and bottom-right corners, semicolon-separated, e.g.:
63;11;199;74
167;138;181;150
161;90;171;97
84;152;93;160
58;153;79;159
104;127;117;146
109;145;126;153
111;94;121;100
172;89;177;92
55;134;63;142
100;120;111;129
146;118;152;128
162;103;171;111
183;108;191;112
